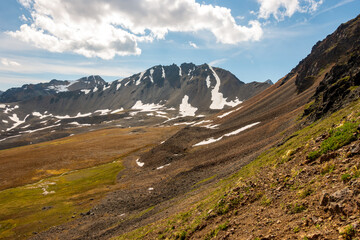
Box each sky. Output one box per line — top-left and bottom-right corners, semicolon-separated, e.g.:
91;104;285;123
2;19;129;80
0;0;359;91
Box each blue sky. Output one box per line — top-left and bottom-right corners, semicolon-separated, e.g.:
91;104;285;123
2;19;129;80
0;0;358;91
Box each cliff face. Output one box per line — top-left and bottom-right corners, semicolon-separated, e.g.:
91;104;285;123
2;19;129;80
281;14;360;94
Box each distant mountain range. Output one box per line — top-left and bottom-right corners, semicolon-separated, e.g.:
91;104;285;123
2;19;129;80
0;75;106;103
0;63;272;145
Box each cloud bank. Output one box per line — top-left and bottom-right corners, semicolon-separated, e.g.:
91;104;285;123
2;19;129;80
9;0;263;60
257;0;323;20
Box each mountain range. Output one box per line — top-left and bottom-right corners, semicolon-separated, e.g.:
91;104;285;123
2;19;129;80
0;63;271;149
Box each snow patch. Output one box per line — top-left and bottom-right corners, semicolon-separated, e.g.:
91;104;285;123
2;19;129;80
136;158;144;167
156;163;171;170
193;122;260;147
202;124;220;129
2;120;8;123
208;65;228;109
0;104;5;109
68;122;91;127
81;89;91;94
205;76;211;88
103;85;110;91
218;110;236;118
179;95;197;117
21;124;61;134
208;66;243;109
111;108;124;114
162;67;166;79
236;106;243;111
93;86;98;92
174;121;196;126
148;187;154;191
7;114;29;131
131;101;165;112
136;71;146;85
4;105;19;114
223;122;260;137
194;136;223;146
94;109;111;115
225;98;243;107
48;84;69;93
149;69;154;83
0;134;21;142
178;65;182;76
192;120;212;126
116;83;122;90
55;112;92;119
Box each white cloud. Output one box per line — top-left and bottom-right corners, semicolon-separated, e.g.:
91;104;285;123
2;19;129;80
20;14;28;22
209;58;227;66
0;57;138;78
8;0;263;60
314;0;354;16
18;0;32;9
257;0;323;20
1;58;21;67
189;41;198;48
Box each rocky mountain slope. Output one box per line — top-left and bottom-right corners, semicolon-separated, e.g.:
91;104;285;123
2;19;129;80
28;14;359;240
113;14;360;240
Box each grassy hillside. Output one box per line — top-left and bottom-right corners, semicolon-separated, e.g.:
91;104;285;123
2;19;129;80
117;99;360;239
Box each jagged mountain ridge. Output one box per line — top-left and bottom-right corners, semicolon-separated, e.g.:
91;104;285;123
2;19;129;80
0;63;271;147
0;75;106;103
12;63;270;115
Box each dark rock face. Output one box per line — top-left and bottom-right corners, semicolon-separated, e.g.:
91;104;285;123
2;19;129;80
303;52;360;121
281;14;360;93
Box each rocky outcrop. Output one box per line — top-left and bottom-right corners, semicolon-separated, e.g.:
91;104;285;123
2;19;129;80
281;14;360;93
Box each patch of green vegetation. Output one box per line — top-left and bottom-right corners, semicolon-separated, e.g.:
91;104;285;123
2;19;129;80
303;100;315;111
340;224;356;240
308;121;359;160
353;168;360;178
337;75;350;84
214;198;230;215
349;85;359;91
204;221;229;240
287;203;306;214
176;230;187;240
260;195;272;206
132;206;155;220
307;150;321;161
298;187;313;199
322;122;358;152
321;163;335;175
0;161;124;239
341;173;351;182
193;175;217;187
293;226;300;233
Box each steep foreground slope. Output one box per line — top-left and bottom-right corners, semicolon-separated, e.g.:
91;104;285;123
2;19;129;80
18;14;360;240
116;15;360;240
